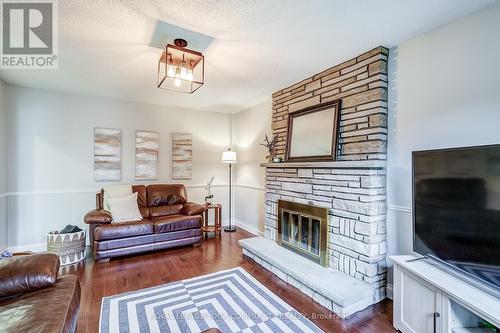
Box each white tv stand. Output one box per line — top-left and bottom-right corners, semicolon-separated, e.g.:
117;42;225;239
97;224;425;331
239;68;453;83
390;256;500;333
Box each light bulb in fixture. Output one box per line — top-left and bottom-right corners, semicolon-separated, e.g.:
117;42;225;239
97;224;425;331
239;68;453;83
186;69;193;81
186;60;194;81
174;78;181;87
175;66;181;78
180;66;188;80
179;54;187;80
167;65;175;78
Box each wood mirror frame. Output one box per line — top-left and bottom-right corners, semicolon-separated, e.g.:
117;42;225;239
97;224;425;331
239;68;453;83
285;99;340;162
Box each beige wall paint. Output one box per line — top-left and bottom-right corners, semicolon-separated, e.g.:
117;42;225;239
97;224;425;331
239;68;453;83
386;3;500;258
232;99;271;235
5;86;233;249
0;80;7;248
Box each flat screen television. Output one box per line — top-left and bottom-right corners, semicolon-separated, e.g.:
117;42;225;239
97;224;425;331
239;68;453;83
413;144;500;295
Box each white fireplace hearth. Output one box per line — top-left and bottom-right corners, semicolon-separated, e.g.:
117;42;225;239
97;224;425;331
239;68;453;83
262;159;387;292
241;159;387;317
239;237;374;318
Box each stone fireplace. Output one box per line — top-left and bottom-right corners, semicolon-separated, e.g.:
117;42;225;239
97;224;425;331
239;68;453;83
240;46;388;317
277;200;329;266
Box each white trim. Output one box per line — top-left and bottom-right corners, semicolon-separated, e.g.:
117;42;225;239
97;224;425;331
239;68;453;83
387;204;412;213
234;184;265;191
187;184;228;189
386;283;393;300
3;184;230;197
2;183;265;197
6;188;97;196
235;219;264;236
8;242;46;253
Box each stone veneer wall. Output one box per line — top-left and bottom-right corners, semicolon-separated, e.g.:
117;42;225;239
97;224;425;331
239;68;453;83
271;46;388;161
264;164;387;300
265;46;389;300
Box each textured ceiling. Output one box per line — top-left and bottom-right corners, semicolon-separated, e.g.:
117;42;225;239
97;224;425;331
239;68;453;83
0;0;498;113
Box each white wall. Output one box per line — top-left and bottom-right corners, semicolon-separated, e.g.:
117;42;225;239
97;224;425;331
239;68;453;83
5;86;233;249
387;4;500;256
0;80;7;248
232;99;271;235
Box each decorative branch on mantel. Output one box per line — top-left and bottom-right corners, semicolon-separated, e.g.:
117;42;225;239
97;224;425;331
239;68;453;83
260;134;278;163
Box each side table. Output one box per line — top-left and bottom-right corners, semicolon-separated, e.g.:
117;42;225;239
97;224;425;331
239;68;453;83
203;204;222;239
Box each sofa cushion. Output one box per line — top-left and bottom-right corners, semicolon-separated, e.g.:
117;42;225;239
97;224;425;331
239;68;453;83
149;204;183;218
0;275;80;333
94;234;155;251
0;253;60;298
139;207;150;219
132;185;149;219
132;185;147;207
152;214;202;233
147;184;187;207
93;220;154;241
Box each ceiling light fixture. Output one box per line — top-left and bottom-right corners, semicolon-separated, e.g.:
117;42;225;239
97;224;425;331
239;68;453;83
157;38;204;93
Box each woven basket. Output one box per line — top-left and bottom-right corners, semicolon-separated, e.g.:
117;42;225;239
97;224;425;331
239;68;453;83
47;229;86;265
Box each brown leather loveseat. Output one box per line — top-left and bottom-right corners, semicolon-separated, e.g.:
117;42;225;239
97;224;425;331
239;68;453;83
0;253;81;333
84;184;206;261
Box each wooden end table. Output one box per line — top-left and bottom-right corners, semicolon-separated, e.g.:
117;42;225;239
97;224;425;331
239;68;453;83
202;203;222;239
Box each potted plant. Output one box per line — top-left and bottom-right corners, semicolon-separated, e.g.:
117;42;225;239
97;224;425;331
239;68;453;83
204;176;214;205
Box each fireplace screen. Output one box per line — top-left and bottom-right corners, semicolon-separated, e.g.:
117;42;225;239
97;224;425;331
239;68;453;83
277;200;329;266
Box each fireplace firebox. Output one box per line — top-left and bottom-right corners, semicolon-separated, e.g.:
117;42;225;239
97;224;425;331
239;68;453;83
277;200;329;267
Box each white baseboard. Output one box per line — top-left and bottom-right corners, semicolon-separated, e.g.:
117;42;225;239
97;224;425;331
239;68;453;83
386;283;393;300
235;219;264;236
8;242;46;253
7;218;262;253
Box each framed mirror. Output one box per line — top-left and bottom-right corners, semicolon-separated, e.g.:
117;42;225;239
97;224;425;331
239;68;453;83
285;100;340;162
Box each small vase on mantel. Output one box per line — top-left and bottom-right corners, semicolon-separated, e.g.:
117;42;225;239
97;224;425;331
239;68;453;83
267;148;276;163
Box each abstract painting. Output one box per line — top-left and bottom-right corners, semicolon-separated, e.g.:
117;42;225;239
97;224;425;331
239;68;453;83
172;133;192;180
94;128;122;181
135;131;159;180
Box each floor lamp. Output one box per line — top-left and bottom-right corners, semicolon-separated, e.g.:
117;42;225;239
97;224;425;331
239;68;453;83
221;148;237;232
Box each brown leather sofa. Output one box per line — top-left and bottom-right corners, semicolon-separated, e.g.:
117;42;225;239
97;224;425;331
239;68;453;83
84;184;206;261
0;253;81;333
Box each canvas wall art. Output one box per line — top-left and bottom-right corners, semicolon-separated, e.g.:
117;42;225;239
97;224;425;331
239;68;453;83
172;133;192;180
135;131;159;180
94;128;122;181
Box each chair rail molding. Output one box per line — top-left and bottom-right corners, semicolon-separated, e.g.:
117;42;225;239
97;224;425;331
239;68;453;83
387;204;412;213
4;183;234;197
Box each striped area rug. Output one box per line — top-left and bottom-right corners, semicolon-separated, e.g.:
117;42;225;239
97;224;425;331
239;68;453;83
100;267;323;333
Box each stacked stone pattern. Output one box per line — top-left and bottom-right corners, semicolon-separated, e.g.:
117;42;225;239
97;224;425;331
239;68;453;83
264;164;387;300
271;46;389;161
263;46;389;301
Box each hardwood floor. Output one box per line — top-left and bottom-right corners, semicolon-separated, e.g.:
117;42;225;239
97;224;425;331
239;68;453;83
63;229;397;333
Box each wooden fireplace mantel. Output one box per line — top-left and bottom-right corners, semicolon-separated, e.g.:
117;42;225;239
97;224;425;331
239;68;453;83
259;160;386;169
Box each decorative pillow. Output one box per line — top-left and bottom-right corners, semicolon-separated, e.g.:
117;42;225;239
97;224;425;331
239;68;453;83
107;192;143;223
103;185;132;211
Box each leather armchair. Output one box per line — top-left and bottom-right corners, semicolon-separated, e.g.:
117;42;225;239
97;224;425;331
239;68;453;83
0;253;81;333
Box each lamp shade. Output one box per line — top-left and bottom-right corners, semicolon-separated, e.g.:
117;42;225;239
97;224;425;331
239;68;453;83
221;149;237;164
